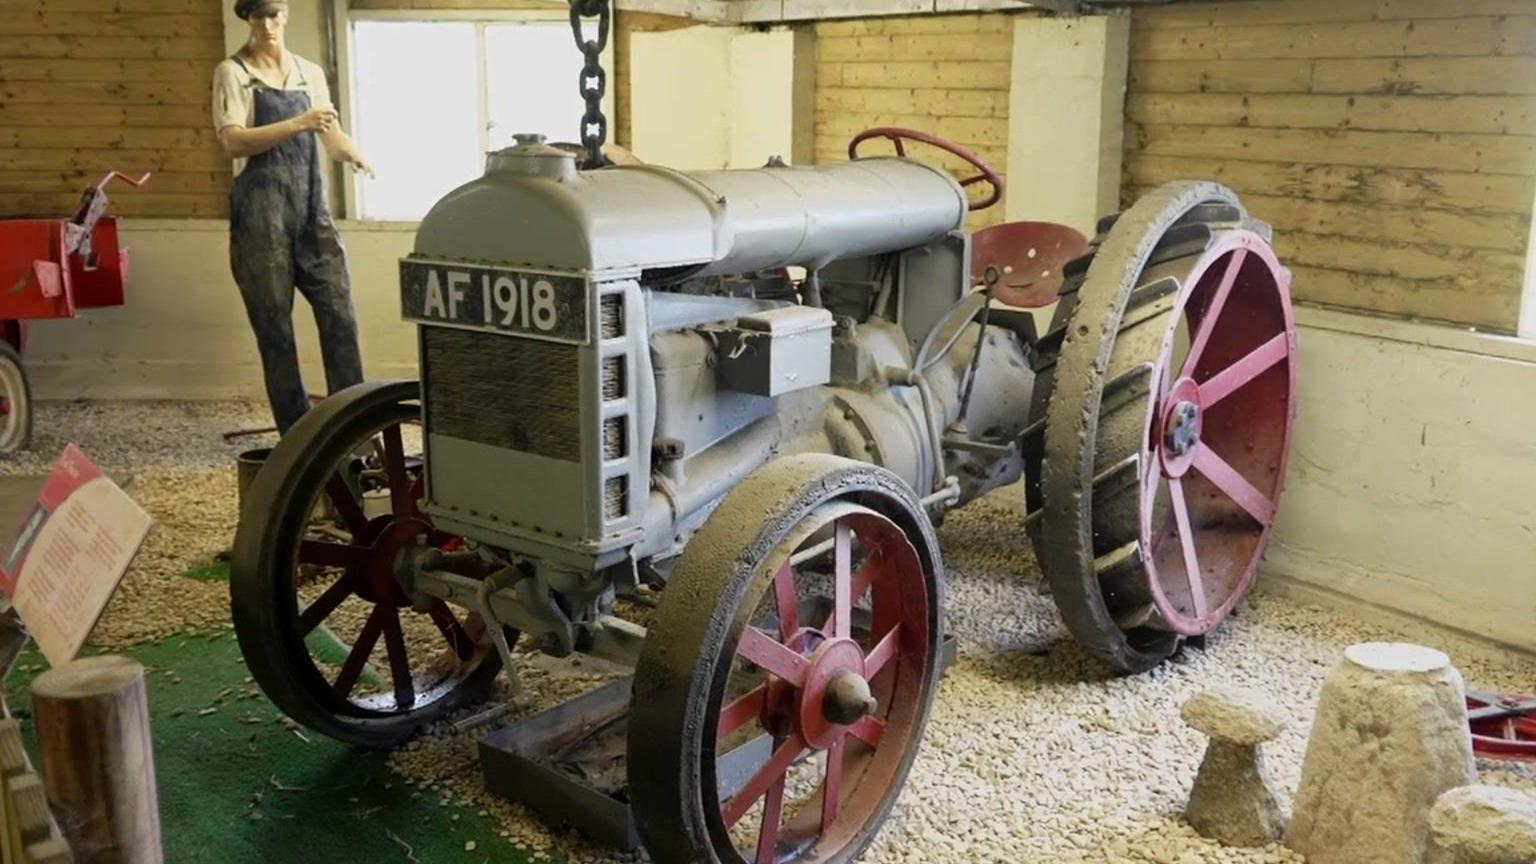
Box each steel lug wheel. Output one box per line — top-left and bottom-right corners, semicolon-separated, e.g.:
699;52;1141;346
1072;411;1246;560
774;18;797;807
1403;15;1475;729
1025;182;1298;673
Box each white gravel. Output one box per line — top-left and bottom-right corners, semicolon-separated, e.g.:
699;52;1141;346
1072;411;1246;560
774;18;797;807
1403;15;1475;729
11;401;1535;863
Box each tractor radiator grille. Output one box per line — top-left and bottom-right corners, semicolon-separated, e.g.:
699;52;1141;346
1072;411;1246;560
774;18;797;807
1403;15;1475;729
422;327;581;462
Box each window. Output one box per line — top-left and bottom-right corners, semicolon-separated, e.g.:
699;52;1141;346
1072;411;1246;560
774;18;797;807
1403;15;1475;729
342;13;605;221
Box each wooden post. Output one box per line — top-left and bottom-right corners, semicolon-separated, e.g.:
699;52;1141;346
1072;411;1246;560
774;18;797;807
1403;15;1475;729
29;657;161;864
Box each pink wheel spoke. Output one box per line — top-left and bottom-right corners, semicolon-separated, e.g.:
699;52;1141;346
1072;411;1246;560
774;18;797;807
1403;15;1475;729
848;715;885;748
1200;332;1289;407
1190;442;1277;524
428;601;475;661
325;473;368;535
1181;248;1248;378
754;767;787;864
299;572;354;636
381;424;414;516
772;561;799;641
833;521;853;639
298;539;369;570
380;606;416;709
719;685;768;738
333;604;386;699
822;735;845;832
1168;478;1209;619
864;625;901;678
738;627;809;686
722;733;806;829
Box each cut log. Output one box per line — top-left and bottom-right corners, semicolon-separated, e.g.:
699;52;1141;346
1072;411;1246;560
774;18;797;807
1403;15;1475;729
30;657;161;864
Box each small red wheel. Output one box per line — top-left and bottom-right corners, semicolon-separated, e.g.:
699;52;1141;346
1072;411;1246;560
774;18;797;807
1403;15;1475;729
1468;692;1536;762
848;126;1003;211
630;455;942;864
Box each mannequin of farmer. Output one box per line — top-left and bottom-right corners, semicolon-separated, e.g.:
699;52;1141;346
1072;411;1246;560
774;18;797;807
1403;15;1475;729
211;0;374;433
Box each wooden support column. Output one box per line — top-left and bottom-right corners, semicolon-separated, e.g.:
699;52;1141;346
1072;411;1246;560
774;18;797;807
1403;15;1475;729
30;658;161;864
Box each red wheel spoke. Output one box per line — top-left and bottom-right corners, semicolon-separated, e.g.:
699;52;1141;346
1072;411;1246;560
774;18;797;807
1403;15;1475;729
864;625;901;678
381;424;415;516
821;735;845;832
1181;248;1248;378
410;472;426;503
333;604;386;699
754;764;787;864
1190;442;1276;524
1168;478;1209;619
1200;332;1289;407
848;715;885;748
823;553;879;634
738;627;809;686
719;685;768;739
889;136;906;157
428;601;475;661
380;606;416;709
299;572;355;636
832;521;852;639
298;539;369;570
722;733;806;829
772;561;799;641
325;473;368;535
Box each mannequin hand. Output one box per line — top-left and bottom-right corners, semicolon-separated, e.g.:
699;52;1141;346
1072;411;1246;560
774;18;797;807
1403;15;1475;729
292;107;337;134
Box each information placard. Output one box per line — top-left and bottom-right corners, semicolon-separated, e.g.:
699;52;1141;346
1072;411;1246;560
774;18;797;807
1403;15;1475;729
0;444;152;667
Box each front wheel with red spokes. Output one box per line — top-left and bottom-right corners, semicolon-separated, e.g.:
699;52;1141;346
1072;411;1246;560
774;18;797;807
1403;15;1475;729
231;380;503;748
629;454;943;864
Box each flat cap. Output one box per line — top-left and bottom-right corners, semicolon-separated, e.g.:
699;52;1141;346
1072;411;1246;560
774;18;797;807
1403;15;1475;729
235;0;287;19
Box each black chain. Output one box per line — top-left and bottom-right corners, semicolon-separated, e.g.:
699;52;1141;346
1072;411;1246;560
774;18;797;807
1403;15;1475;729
570;0;611;169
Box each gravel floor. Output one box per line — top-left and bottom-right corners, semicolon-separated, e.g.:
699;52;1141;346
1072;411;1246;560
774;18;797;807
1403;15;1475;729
13;401;1536;863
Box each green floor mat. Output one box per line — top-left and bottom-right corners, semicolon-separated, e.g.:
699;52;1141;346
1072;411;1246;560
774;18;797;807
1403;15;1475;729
5;633;536;864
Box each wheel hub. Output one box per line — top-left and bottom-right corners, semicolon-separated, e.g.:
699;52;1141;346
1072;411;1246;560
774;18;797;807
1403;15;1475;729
1159;377;1204;478
798;637;870;751
1165;400;1200;455
356;516;430;606
823;672;877;726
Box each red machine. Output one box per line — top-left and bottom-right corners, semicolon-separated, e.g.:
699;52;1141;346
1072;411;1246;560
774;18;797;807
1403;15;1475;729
0;172;150;454
1468;692;1536;762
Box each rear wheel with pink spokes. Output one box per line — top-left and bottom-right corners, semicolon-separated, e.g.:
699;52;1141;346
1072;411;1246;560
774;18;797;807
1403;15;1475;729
629;454;942;864
1029;182;1298;673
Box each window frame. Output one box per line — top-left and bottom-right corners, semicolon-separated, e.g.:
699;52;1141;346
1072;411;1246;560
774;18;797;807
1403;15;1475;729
330;0;615;222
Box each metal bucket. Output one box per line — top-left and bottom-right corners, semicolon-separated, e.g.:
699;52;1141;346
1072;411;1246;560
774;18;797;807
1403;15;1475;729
236;447;272;516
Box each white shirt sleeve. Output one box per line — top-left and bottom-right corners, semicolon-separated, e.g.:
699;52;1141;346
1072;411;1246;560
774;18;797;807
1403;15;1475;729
211;60;251;132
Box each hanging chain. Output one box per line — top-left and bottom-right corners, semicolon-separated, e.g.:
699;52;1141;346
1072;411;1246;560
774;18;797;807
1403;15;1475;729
570;0;611;169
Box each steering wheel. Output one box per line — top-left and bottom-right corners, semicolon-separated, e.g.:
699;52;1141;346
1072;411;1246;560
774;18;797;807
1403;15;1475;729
848;126;1003;212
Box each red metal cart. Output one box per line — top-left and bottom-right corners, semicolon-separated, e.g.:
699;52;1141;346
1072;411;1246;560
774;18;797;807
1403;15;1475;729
0;172;150;454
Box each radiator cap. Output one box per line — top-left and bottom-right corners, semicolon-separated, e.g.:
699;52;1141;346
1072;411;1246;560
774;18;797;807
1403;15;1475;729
485;133;578;183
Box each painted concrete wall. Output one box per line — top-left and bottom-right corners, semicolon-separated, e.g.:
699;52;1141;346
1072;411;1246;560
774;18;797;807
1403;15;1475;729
27;221;419;400
629;26;798;170
1262;308;1536;655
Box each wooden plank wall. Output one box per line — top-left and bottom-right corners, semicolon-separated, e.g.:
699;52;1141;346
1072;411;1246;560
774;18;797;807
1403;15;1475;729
0;0;228;219
1124;0;1536;331
813;13;1017;229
